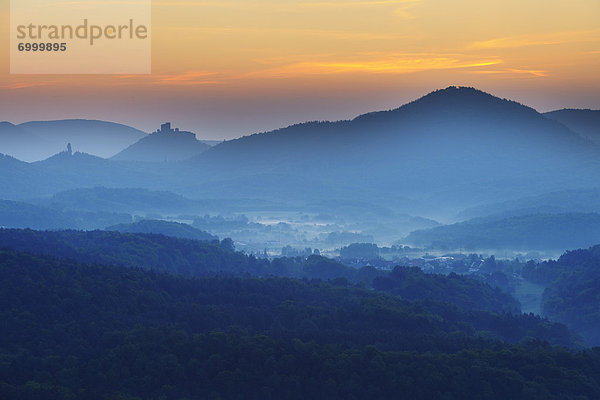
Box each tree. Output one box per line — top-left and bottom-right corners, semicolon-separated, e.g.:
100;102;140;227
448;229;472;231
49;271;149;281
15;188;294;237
220;237;235;252
340;243;379;260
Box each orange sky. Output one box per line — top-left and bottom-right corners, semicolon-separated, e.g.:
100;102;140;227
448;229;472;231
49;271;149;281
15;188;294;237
1;0;599;139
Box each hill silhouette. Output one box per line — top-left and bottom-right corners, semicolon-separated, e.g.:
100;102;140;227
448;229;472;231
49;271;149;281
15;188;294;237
524;244;600;345
16;119;146;160
458;188;600;220
544;109;600;144
0;122;52;162
107;219;217;241
112;123;210;162
0;248;591;399
2;87;599;218
35;186;197;214
405;212;600;252
188;86;600;210
0;150;175;199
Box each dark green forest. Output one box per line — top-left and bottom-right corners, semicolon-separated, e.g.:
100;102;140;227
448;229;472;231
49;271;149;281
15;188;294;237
106;220;218;242
0;228;527;315
523;245;600;345
373;267;520;313
0;228;363;280
3;84;600;399
2;228;600;398
405;213;600;251
0;199;131;231
0;249;596;399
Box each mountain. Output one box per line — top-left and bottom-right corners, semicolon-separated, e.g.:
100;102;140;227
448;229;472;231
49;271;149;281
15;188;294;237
107;219;218;241
524;245;600;345
29;187;287;218
0;153;38;200
34;187;198;214
0;121;53;162
30;151;151;194
0;227;527;316
112;123;210;162
544;109;600;144
0;150;177;199
0;198;132;230
0;249;590;399
0;199;75;229
0;152;29;169
0;228;352;280
199;139;224;147
1;119;146;162
373;266;520;313
189;86;600;211
458;188;600;220
17;119;147;160
404;213;600;253
3;88;600;218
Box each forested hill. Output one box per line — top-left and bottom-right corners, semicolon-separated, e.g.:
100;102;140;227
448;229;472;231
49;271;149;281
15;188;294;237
523;245;600;285
405;213;600;252
523;244;600;345
186;86;600;209
0;119;147;162
544;109;600;144
0;249;592;399
17;119;147;159
111;128;210;162
457;188;600;220
4;88;600;212
374;266;519;313
0;228;354;279
0;228;519;314
106;219;218;241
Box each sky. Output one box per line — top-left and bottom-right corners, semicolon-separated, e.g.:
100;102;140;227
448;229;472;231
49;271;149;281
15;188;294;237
0;0;599;139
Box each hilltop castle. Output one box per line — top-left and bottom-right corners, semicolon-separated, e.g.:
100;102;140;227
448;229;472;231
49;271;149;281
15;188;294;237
153;122;180;134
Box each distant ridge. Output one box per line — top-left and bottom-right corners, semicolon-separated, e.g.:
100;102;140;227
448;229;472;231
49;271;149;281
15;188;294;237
354;86;540;123
544;109;600;144
112;122;210;162
17;119;147;160
187;86;599;208
107;219;218;241
37;187;196;214
196;86;586;160
0;121;51;162
457;187;600;220
2;87;600;213
405;212;600;252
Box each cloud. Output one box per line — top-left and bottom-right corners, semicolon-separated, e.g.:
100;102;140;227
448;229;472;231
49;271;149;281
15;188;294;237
154;0;419;7
40;1;149;8
160;25;404;40
466;68;549;78
297;0;420;8
0;71;223;90
153;1;240;7
103;54;502;85
0;81;54;89
245;54;501;77
468;30;600;50
394;6;417;19
115;70;223;86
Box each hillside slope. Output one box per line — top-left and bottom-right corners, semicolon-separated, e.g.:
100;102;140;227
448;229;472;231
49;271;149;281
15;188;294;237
189;87;600;209
405;213;600;252
112;127;209;162
544;109;600;144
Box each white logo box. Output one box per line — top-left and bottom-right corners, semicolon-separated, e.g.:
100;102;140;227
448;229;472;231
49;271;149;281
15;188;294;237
10;0;151;74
